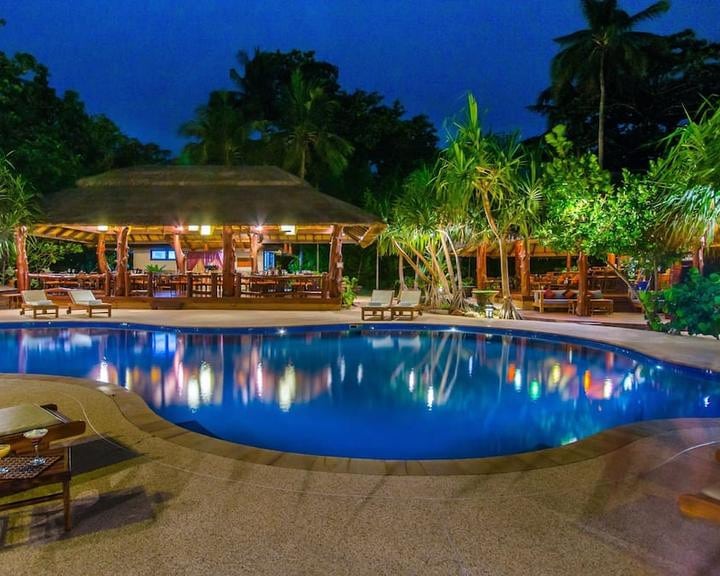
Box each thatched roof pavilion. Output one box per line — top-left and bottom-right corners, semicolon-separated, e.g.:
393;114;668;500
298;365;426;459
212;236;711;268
34;165;385;249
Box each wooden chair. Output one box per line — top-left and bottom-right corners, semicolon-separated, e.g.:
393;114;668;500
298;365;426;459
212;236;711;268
678;450;720;524
67;289;112;317
390;289;423;320
20;290;59;319
361;290;394;321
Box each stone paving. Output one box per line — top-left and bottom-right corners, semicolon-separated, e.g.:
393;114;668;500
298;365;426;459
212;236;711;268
0;308;718;575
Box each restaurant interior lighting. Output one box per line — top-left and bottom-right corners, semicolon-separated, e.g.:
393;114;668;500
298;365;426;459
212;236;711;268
200;225;212;236
97;225;109;232
280;224;296;235
188;225;200;232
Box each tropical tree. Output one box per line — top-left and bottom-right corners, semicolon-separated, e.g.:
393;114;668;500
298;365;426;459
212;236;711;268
547;0;670;167
0;156;40;290
437;94;533;319
274;70;353;182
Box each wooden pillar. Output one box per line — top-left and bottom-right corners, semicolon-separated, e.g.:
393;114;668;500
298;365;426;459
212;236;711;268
576;251;589;316
104;270;112;297
14;226;29;292
517;239;531;298
96;232;108;274
172;233;186;273
115;226;130;297
147;271;155;297
607;253;616;266
475;243;487;289
514;241;522;282
222;226;235;297
186;272;194;298
327;225;344;298
249;232;260;274
566;253;572;271
692;236;706;275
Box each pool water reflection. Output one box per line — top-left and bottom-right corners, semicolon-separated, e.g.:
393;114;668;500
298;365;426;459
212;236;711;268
1;326;718;459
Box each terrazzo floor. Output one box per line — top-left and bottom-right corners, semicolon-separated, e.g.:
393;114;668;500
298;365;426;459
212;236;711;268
0;307;718;575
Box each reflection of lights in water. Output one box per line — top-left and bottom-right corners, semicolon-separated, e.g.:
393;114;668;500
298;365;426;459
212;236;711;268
278;364;296;412
178;362;184;393
426;386;434;409
704;396;711;408
603;378;613;399
514;369;522;392
357;364;363;384
468;356;473;377
529;379;541;401
199;361;213;403
568;349;573;363
326;366;333;388
188;376;200;411
277;328;287;335
550;363;561;386
623;374;633;391
408;369;416;393
339;356;346;382
561;436;578;446
98;360;109;383
256;362;264;397
125;368;133;391
583;370;591;392
448;327;458;332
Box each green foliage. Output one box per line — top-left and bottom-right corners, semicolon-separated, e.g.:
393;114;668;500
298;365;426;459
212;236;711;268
0;155;40;259
640;269;720;338
341;276;359;308
145;264;167;274
27;240;83;272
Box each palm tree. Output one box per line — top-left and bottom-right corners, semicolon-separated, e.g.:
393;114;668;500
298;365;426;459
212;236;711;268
550;0;670;167
179;91;257;166
0;156;40;291
276;69;353;182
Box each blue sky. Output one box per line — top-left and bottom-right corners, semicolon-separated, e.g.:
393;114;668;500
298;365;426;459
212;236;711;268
2;0;719;153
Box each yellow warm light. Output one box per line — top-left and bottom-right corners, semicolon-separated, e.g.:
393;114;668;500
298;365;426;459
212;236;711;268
280;224;296;235
97;225;109;232
200;225;212;236
188;224;200;232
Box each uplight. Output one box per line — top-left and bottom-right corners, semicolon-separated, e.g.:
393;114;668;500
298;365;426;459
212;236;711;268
188;225;200;232
97;225;109;232
200;225;212;236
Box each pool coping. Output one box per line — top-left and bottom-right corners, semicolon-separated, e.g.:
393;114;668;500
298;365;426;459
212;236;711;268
2;316;719;475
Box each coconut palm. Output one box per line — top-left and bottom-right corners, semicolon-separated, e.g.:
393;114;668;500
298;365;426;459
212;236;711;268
437;94;529;319
0;156;40;290
550;0;670;167
276;69;353;182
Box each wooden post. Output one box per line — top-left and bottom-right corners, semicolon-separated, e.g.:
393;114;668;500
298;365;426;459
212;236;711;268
104;270;112;297
475;243;487;288
607;253;616;266
172;233;186;273
576;251;589;316
211;273;219;298
186;272;194;298
222;226;235;297
327;225;344;298
96;232;108;274
234;272;242;297
249;233;261;274
13;226;29;292
518;239;531;298
147;271;155;297
115;226;130;297
514;240;522;284
566;253;572;271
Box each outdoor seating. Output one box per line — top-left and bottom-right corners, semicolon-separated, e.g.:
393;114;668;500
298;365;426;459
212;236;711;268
19;290;59;319
678;450;720;524
589;290;613;315
67;289;112;317
390;289;423;320
361;290;395;321
0;403;86;531
532;289;576;313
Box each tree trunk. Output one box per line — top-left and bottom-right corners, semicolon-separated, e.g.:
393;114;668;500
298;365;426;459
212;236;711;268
476;243;488;288
497;239;520;319
517;238;531;298
576;251;589;317
222;226;235;297
598;52;606;168
398;254;405;289
172;233;186;272
327;225;343;298
693;236;706;275
249;232;261;273
96;233;108;274
14;226;29;291
115;226;130;297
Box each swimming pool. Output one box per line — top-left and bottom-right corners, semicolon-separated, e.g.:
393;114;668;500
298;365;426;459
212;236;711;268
0;323;718;459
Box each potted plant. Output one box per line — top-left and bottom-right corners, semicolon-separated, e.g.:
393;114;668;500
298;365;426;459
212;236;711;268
471;289;499;307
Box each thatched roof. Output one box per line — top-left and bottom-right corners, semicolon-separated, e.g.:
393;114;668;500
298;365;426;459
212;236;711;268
36;166;385;247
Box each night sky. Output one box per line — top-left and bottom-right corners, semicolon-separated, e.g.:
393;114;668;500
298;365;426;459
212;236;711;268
2;1;719;153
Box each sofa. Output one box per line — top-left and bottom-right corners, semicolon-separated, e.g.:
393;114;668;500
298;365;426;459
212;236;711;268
532;289;576;313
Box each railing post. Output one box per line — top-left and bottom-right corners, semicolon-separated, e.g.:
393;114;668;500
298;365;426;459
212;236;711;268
147;271;154;297
211;273;219;298
234;272;242;297
186;272;194;298
105;270;112;297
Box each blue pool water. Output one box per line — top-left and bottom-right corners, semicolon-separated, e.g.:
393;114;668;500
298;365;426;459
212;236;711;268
0;323;718;459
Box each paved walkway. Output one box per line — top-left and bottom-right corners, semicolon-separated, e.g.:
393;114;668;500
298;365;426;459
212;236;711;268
0;309;719;575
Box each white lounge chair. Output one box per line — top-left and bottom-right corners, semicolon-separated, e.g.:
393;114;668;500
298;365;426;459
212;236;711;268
361;290;395;321
20;290;59;319
390;290;423;320
68;289;112;317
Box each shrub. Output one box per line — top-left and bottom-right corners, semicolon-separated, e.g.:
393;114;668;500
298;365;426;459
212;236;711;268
341;276;359;308
640;268;720;338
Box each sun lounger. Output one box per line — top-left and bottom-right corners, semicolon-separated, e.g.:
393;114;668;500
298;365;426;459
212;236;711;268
20;290;59;319
67;289;112;317
361;290;394;321
678;450;720;524
390;289;423;320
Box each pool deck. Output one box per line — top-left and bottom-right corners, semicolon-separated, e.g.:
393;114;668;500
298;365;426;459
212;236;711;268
0;307;719;575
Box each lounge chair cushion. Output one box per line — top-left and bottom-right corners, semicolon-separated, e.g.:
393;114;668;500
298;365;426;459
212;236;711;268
367;301;386;307
590;290;604;299
33;300;55;307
